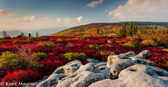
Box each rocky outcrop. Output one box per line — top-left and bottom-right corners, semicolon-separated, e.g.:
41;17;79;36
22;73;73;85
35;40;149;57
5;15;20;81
89;64;168;87
36;50;168;87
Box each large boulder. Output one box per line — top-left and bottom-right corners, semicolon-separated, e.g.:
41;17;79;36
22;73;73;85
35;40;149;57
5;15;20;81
56;63;105;87
89;64;168;87
36;50;167;87
37;60;82;87
56;71;106;87
110;58;155;79
107;51;136;67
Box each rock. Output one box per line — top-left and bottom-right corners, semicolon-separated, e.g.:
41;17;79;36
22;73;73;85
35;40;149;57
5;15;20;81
56;63;105;87
110;59;135;79
118;51;136;58
36;74;64;87
95;62;107;70
136;50;150;59
63;60;82;76
37;60;82;87
89;64;168;87
110;58;155;79
56;71;106;87
107;51;135;67
87;58;99;65
36;50;167;87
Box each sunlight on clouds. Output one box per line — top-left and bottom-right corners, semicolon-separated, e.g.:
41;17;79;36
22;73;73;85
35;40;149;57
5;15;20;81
15;16;36;22
87;0;104;8
107;0;168;22
76;16;83;22
0;10;16;16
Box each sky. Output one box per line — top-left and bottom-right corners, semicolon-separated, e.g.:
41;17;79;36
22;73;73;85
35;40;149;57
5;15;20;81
0;0;168;32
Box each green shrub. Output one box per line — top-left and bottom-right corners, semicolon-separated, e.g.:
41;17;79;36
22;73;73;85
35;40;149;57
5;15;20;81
0;40;7;44
124;41;140;48
2;36;11;39
12;40;28;44
115;40;122;43
80;36;90;40
31;52;48;60
163;49;168;53
27;37;47;41
67;38;72;42
0;51;42;69
16;33;26;38
39;42;57;48
108;45;114;48
89;44;102;50
100;51;115;61
57;39;67;43
89;44;95;49
64;53;87;61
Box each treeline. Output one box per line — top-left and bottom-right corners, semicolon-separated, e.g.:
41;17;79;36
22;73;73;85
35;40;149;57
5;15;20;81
1;31;39;39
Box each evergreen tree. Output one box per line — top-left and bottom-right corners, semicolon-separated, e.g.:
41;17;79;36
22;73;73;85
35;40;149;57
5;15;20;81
152;24;157;34
117;23;127;37
133;25;138;35
127;22;133;36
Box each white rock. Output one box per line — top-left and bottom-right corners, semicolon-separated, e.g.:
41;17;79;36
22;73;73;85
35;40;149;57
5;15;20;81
56;71;106;87
89;64;168;87
87;58;99;65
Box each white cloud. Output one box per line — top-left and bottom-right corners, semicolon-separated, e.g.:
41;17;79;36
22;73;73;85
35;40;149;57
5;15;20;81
87;0;104;8
107;0;168;22
0;10;16;16
57;18;61;22
104;10;109;13
15;16;36;22
76;16;83;22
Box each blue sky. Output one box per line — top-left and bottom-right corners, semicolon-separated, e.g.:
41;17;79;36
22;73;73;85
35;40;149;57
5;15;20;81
0;0;168;31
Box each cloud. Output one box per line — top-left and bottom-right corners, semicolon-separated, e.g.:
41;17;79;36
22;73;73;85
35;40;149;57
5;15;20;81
57;18;61;22
87;0;104;8
107;0;168;22
15;16;36;22
0;10;16;16
76;16;83;22
104;10;109;13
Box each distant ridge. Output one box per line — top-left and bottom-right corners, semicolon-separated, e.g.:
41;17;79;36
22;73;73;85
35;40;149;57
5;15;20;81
52;21;168;36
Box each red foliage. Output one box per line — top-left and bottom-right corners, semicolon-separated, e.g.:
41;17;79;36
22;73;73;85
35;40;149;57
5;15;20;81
2;69;41;83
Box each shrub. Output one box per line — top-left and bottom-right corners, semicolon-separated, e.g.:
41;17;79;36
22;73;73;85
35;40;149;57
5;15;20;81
141;39;157;46
108;45;114;48
0;51;42;70
27;37;47;41
163;49;168;53
67;38;72;42
89;44;95;49
31;52;48;60
89;44;102;50
0;40;7;44
124;41;140;48
0;51;22;69
80;36;90;40
64;53;87;61
57;39;67;43
2;69;41;83
39;42;57;48
100;51;115;61
115;40;122;43
16;33;26;38
12;40;28;44
2;36;11;39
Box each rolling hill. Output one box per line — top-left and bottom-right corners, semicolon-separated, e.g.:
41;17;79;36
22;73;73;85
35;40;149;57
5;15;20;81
52;22;168;36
